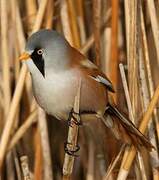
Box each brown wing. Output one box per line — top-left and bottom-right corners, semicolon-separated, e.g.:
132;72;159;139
69;46;114;92
79;59;115;92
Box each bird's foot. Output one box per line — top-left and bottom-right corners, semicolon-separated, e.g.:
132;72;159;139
68;108;82;127
64;142;80;156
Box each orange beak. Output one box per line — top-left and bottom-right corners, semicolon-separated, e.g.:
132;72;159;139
19;52;31;61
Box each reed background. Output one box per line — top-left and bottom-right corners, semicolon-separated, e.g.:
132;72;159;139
0;0;159;179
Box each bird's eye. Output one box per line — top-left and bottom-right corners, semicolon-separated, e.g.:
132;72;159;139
37;49;43;55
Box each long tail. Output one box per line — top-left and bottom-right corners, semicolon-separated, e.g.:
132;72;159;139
103;104;153;150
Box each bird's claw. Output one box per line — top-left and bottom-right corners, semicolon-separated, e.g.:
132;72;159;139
64;142;80;156
68;108;82;127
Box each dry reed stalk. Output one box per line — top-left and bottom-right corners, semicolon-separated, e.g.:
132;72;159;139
34;128;43;180
124;0;130;59
8;110;37;151
38;107;53;179
0;91;3;109
103;27;111;75
60;0;74;45
33;0;48;33
119;0;138;178
86;141;95;180
25;0;37;33
117;1;130;171
134;163;142;180
140;3;159;146
93;0;101;67
0;65;27;171
44;0;54;29
6;152;15;180
80;35;94;54
0;0;48;170
153;169;159;180
20;156;32;180
110;0;119;102
76;0;86;45
127;0;138;117
1;0;11;117
24;74;33;109
138;43;159;180
13;150;22;180
101;1;111;74
137;152;147;180
10;0;20;81
26;0;37;16
119;64;133;120
62;79;81;178
140;3;159;179
103;144;125;180
119;63;147;179
5;1;20;176
14;45;20;82
117;83;159;179
147;0;159;65
81;8;111;54
66;0;80;48
24;0;37;106
15;0;26;54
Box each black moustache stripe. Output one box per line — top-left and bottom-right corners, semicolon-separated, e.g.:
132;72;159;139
31;50;45;77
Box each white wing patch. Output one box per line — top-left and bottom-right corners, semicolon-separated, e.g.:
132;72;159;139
90;75;115;92
80;59;115;92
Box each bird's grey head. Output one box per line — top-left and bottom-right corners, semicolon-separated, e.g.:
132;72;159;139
23;29;70;77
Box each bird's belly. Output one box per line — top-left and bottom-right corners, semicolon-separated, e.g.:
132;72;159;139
32;72;78;120
31;69;107;120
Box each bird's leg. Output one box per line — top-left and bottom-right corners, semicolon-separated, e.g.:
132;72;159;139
64;141;80;156
67;108;82;127
66;108;81;156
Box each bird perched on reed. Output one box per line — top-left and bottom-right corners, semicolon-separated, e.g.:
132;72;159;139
19;29;152;151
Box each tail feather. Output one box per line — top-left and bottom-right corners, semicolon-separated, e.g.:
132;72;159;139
103;104;153;150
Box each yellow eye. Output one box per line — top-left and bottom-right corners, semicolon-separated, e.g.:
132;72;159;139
37;49;43;55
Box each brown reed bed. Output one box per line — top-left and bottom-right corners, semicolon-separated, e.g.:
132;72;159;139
0;0;159;179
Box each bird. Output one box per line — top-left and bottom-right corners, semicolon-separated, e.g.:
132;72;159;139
19;29;152;150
